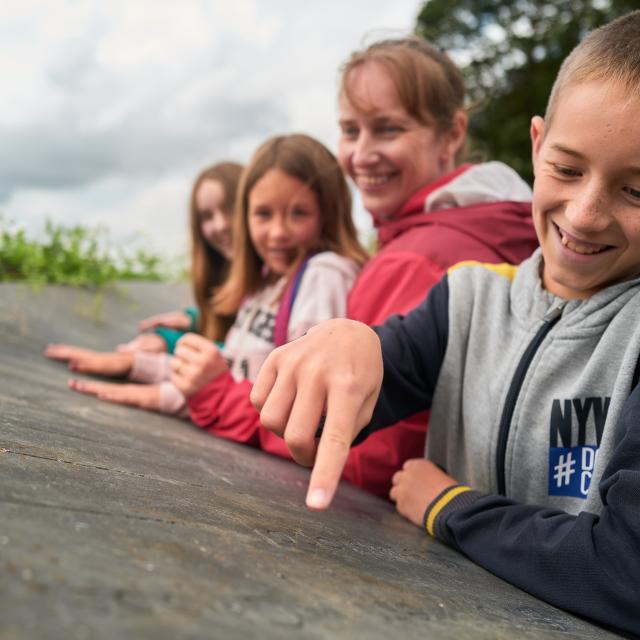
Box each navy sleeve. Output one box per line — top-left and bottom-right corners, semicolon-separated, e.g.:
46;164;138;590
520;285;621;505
429;384;640;636
354;274;449;443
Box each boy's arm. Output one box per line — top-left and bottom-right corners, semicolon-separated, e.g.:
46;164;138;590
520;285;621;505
357;275;449;442
252;276;450;509
422;386;640;635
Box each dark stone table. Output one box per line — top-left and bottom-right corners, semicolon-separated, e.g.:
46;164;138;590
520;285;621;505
0;283;620;639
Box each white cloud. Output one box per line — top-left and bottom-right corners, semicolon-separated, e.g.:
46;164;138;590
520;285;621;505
1;0;419;257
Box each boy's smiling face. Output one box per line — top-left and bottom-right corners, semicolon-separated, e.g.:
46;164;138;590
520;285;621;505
531;80;640;299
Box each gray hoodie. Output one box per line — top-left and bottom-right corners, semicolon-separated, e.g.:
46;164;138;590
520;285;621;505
365;249;640;634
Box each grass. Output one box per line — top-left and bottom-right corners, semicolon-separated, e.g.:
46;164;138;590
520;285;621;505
0;217;175;288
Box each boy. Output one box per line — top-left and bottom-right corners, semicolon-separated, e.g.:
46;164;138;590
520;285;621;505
251;11;640;635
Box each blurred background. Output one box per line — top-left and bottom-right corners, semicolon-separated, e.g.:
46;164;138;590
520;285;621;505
1;0;635;284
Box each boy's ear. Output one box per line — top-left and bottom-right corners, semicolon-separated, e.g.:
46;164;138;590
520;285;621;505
530;116;545;174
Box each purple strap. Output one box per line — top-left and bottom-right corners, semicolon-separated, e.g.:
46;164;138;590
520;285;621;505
273;255;313;347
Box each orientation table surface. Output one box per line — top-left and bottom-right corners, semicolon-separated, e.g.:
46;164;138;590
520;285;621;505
0;282;621;640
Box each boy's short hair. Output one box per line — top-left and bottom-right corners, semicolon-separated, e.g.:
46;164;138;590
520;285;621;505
545;10;640;127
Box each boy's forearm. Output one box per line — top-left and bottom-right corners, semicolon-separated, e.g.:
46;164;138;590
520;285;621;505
423;390;640;636
364;275;450;436
424;488;640;634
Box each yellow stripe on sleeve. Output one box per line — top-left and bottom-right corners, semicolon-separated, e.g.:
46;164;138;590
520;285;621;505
447;261;518;282
425;485;472;537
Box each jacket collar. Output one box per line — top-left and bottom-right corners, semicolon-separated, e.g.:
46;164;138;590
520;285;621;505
374;165;472;246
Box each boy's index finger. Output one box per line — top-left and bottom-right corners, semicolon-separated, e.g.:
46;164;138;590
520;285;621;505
305;390;361;511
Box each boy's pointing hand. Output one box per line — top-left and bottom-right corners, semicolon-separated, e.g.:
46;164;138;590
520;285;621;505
251;319;383;510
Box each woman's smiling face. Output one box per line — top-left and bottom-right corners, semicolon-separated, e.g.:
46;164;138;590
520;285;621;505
337;61;463;221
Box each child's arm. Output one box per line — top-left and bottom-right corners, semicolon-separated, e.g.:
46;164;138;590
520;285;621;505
68;379;162;411
170;333;228;397
67;378;188;416
393;390;640;636
138;309;194;332
45;344;134;377
252;276;451;509
185;373;262;447
117;332;168;354
132;307;199;355
169;332;263;446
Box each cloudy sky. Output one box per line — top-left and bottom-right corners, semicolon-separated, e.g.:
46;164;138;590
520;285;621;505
2;0;422;261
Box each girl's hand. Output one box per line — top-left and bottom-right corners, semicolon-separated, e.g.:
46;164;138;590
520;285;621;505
250;318;383;511
138;311;192;332
171;333;228;398
68;379;161;411
45;345;133;378
389;459;457;528
117;333;168;354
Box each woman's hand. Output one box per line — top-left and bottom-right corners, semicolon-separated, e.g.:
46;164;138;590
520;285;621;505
390;459;457;528
171;333;228;398
138;311;192;332
68;379;161;411
250;318;383;511
45;345;133;378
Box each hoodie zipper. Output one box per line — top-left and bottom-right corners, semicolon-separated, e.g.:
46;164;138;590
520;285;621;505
496;303;566;495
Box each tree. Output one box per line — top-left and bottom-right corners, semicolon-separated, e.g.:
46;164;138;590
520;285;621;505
416;0;638;183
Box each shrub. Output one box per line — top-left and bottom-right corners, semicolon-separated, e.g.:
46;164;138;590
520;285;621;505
0;217;172;287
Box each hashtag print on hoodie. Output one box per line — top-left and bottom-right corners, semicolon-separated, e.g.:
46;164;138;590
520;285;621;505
362;249;640;636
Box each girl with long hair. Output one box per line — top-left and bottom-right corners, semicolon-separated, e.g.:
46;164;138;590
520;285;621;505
48;135;367;420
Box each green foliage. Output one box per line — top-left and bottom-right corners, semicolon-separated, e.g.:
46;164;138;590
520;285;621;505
0;217;172;287
416;0;638;183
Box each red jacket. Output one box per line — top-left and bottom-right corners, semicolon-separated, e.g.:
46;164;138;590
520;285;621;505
188;163;540;496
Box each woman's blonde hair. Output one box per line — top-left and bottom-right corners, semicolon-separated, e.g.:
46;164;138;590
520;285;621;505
211;134;367;326
340;36;468;160
189;162;243;340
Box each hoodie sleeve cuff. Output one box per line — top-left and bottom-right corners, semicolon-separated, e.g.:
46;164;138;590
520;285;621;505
422;484;483;544
187;371;232;420
128;351;172;383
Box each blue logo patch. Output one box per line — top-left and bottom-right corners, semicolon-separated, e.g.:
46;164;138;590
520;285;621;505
548;446;598;499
